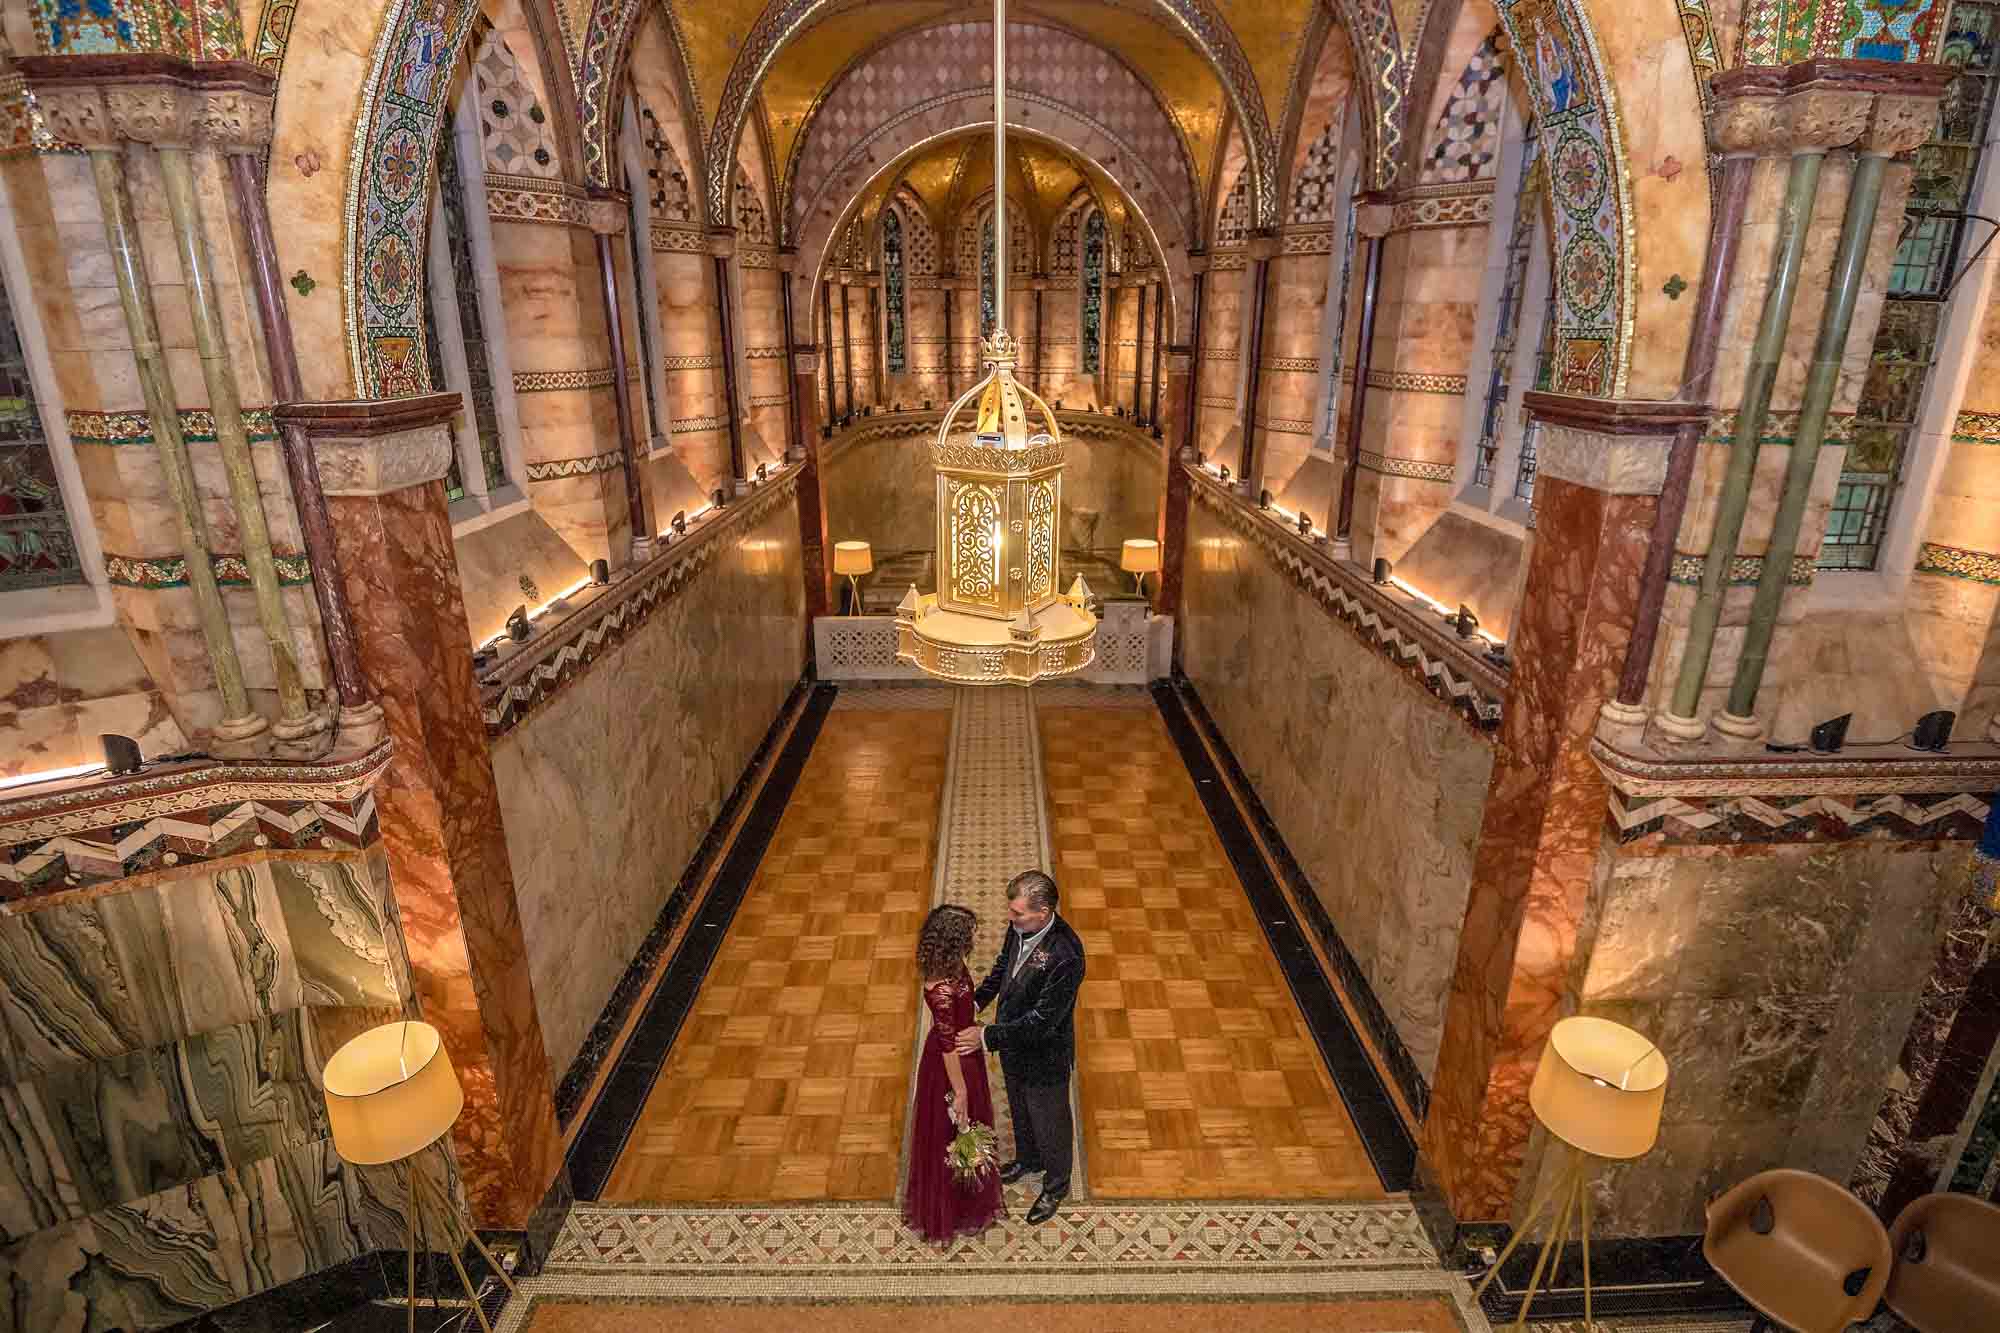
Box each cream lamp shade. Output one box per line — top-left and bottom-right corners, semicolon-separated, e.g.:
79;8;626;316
1528;1015;1668;1160
1120;538;1161;574
322;1021;464;1166
833;541;874;576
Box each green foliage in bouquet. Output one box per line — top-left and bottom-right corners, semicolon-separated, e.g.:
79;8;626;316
946;1121;999;1190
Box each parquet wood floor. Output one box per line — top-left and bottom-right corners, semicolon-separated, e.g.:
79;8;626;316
1039;706;1386;1200
598;709;949;1203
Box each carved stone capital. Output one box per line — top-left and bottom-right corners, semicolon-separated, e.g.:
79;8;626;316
706;227;737;259
1354;197;1395;240
586;196;628;236
1782;88;1874;151
1710;90;1784;154
16;56;275;150
1863;93;1944;155
278;394;460;497
793;348;822;373
1713;61;1952;154
1245;232;1280;262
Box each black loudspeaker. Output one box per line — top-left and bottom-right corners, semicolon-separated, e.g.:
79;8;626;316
101;733;143;776
1372;557;1392;586
711;487;728;509
1218;464;1231;483
671;510;687;535
1296;511;1313;536
1455;606;1479;639
506;605;531;642
589;559;611;586
1911;709;1956;752
1258;489;1273;510
1809;713;1852;753
757;462;769;481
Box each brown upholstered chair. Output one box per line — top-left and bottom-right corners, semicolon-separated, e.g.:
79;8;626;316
1885;1191;2000;1332
1703;1168;1892;1333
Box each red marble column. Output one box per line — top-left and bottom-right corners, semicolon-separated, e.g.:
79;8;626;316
280;395;560;1228
793;350;831;623
1421;396;1701;1223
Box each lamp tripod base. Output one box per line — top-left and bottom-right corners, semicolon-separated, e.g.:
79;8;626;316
1471;1144;1597;1332
401;1156;517;1333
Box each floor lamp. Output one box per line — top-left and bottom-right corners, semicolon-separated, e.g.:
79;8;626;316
323;1021;517;1333
834;540;873;614
1473;1016;1670;1331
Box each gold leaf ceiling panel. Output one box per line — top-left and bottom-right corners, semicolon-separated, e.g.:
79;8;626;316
676;0;773;132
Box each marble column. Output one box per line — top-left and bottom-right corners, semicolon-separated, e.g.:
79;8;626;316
652;219;729;496
1239;234;1276;495
820;280;839;431
792;348;832;624
278;394;561;1228
943;284;959;399
589;193;650;563
1132;283;1149;418
840;281;856;420
709;228;746;485
1334;200;1390;551
1422;395;1706;1224
1149;280;1166;433
867;280;884;405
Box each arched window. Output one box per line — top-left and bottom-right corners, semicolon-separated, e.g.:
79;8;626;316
429;123;508;498
1472;131;1541;490
0;267;79;591
884;207;906;373
1081;210;1106;374
1824;2;2000;570
980;213;997;335
624;166;663;443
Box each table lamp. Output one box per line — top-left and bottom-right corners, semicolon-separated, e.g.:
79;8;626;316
1120;538;1161;598
1473;1016;1669;1331
323;1021;515;1333
834;540;873;613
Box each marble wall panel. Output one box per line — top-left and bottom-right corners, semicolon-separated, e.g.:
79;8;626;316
1180;498;1493;1078
491;499;806;1083
452;503;593;649
0;628;186;780
1527;840;1969;1237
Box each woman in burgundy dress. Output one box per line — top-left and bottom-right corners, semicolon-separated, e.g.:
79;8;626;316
904;905;1004;1241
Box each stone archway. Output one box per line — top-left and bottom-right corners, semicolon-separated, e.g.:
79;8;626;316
795;118;1194;345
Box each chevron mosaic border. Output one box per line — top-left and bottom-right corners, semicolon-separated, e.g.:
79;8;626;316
1605;788;1990;846
1189;468;1504;733
0;742;394;899
478;471;800;737
524;451;624;481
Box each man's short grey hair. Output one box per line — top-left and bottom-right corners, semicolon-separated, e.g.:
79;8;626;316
1007;869;1059;914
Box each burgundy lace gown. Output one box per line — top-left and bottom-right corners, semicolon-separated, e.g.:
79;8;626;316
903;966;1004;1241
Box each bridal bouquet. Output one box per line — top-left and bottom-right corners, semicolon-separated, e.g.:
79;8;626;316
945;1116;999;1190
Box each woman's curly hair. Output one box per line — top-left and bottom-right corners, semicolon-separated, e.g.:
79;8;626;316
916;905;978;981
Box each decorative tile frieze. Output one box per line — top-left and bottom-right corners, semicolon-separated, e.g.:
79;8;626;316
1951;409;2000;446
485;175;592;226
1261;418;1317;436
1364;369;1468;395
479;471;800;736
1189;467;1504;731
104;549;313;588
1915;541;2000;585
738;246;775;269
0;741;393;898
749;393;790;408
1592;736;2000;846
1199;394;1238;410
1701;409;1856;448
1208;251;1248;271
651;221;707;252
513;368;619;393
1668;551;1817;586
1263;356;1319;373
1390;187;1495;232
1280;226;1336;255
524;451;624;481
1203;348;1240;361
744;346;786;360
670;415;728;433
67;405;278;444
661;354;722;370
1356;451;1455;483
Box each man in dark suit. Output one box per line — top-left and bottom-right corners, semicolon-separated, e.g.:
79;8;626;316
955;868;1085;1225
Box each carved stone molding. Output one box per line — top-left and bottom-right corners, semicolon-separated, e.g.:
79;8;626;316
585;194;629;235
707;227;737;259
278;394;461;498
1710;60;1952;155
16;55;276;150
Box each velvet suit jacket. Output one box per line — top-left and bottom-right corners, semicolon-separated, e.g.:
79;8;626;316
973;915;1086;1087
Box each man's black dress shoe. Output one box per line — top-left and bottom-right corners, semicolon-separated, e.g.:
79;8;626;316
999;1161;1037;1185
1026;1188;1066;1225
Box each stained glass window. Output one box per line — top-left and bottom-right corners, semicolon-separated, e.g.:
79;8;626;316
980;213;997;336
625;169;662;442
421;265;467;501
1324;188;1357;440
1475;137;1541;490
0;269;80;591
435;127;509;494
1082;210;1106;374
884;208;906;373
1826;0;2000;570
1515;277;1560;504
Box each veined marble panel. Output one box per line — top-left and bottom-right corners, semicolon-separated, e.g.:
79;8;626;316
493;499;806;1086
1179;499;1492;1081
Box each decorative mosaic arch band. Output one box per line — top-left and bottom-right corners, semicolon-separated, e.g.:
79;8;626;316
699;0;1283;232
344;0;485;397
1740;0;1946;66
1493;0;1634;399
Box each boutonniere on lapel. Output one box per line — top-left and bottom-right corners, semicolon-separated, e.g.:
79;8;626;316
1024;945;1052;972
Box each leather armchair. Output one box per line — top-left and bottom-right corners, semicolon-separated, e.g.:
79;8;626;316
1703;1169;1891;1333
1885;1191;2000;1333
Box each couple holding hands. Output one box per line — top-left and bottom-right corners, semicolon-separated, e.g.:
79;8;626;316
904;869;1085;1241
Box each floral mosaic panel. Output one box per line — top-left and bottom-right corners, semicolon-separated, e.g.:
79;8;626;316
1741;0;1947;65
348;0;484;398
638;101;695;223
734;166;770;246
1495;0;1629;399
883;206;905;373
477;29;560;180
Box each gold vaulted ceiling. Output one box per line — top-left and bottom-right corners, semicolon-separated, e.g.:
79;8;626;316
851;132;1140;248
668;0;1325;204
